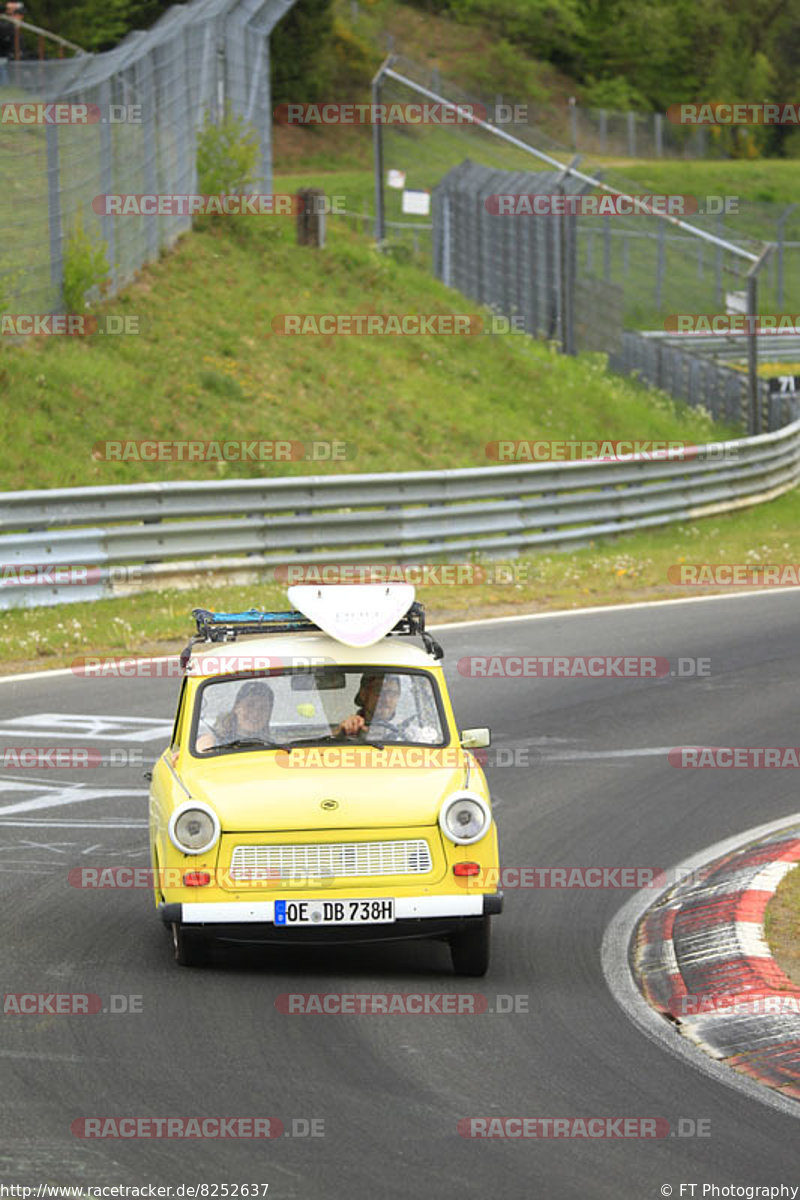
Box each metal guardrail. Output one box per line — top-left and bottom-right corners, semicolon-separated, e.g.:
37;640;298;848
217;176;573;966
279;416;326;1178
2;421;800;608
609;332;800;433
632;330;800;365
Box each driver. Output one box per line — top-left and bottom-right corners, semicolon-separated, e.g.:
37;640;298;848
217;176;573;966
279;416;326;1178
196;679;274;751
333;672;402;740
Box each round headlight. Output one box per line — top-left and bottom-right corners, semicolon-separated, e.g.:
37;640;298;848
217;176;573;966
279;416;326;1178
168;802;220;855
439;791;491;845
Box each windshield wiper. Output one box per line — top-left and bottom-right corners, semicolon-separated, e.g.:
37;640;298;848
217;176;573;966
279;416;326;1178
281;736;344;750
280;736;387;751
214;738;282;750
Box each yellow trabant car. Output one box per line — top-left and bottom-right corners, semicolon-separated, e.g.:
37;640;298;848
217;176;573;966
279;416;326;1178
149;585;502;974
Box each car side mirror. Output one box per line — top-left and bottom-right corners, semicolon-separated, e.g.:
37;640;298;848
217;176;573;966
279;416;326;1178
460;727;491;749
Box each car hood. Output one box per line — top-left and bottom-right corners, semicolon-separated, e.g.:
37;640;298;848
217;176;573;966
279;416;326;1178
180;750;474;831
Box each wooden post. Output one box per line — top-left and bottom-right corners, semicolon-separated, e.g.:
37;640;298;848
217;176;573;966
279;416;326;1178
297;188;325;247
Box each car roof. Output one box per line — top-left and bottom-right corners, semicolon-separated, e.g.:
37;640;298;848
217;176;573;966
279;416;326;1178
188;632;441;674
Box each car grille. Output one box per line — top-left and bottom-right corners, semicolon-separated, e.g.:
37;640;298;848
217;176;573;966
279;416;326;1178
229;839;433;880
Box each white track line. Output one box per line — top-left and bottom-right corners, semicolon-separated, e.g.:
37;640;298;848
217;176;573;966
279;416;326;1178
432;586;799;633
0;586;795;686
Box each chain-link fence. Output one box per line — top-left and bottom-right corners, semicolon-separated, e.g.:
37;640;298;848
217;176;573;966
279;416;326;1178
0;0;295;317
584;184;800;319
432;160;588;345
574;189;800;430
564;103;712;159
371;56;797;434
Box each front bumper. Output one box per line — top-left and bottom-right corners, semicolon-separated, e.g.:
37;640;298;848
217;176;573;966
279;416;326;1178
158;892;503;945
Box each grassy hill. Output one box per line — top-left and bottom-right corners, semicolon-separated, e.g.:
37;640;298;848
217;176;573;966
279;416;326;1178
0;207;736;492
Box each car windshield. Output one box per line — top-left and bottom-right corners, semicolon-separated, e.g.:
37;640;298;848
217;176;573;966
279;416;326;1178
193;667;446;755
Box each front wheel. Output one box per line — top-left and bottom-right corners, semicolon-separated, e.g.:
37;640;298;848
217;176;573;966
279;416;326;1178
172;923;210;967
449;917;491;977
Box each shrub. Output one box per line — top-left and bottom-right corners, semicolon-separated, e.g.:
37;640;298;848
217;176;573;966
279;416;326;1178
61;216;110;314
196;105;260;198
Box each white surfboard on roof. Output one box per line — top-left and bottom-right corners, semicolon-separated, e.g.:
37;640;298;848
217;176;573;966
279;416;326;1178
287;584;416;648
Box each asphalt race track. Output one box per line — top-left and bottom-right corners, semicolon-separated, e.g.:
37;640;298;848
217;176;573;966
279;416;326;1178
1;591;799;1199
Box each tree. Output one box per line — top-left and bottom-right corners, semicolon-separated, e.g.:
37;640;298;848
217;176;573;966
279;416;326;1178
270;0;336;108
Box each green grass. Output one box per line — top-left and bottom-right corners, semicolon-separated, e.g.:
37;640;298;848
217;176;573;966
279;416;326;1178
0;207;740;491
600;160;800;208
765;861;800;988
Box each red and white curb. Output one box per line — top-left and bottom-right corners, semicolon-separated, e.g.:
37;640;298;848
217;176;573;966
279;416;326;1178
634;826;800;1100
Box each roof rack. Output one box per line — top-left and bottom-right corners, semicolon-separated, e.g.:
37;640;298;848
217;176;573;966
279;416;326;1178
180;602;444;669
193;608;315;640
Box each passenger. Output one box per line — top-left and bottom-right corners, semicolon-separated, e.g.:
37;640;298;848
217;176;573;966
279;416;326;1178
196;680;274;751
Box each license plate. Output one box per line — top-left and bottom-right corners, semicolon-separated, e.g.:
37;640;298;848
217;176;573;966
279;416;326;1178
274;898;395;926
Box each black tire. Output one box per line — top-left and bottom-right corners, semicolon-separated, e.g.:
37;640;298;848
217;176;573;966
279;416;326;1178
172;923;210;967
449;917;491;977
